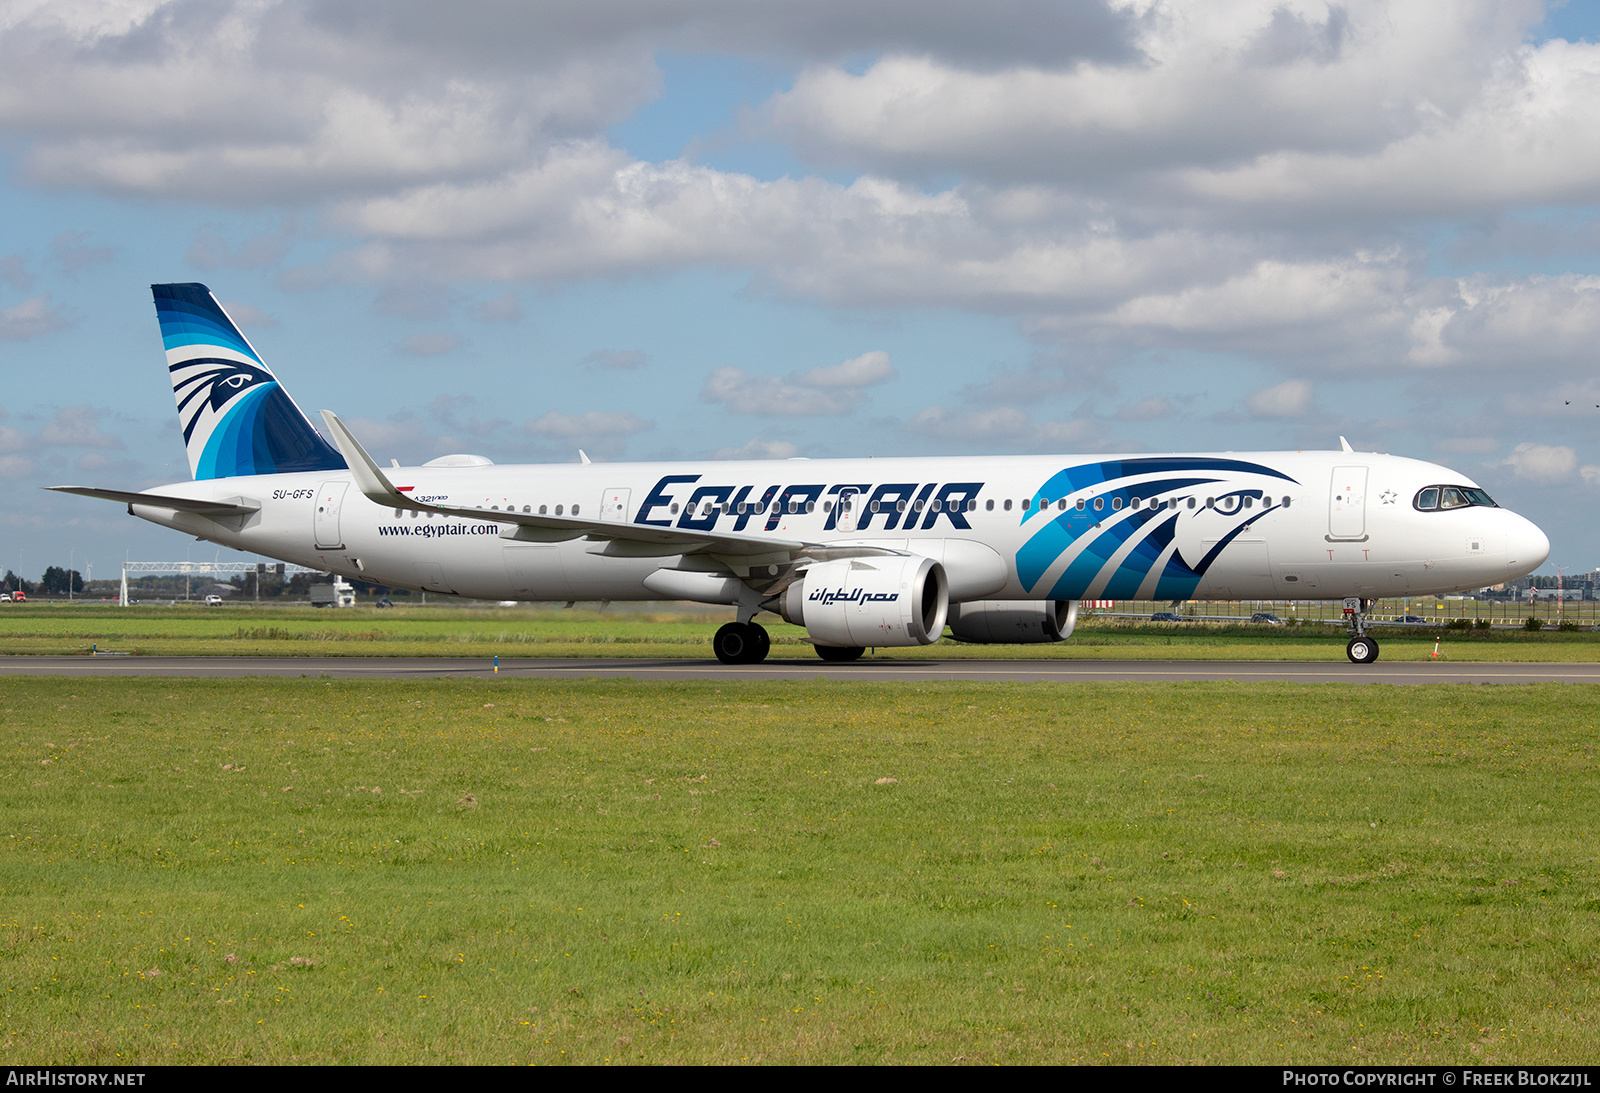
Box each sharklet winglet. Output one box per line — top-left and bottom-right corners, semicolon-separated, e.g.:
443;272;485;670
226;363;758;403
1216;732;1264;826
319;411;413;508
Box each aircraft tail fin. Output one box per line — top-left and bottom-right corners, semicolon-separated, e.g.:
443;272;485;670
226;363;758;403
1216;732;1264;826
153;282;346;480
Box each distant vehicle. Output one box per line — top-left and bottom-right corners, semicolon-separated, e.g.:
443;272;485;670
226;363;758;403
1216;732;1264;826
310;577;356;608
1250;612;1285;625
1399;614;1426;623
0;593;10;603
1150;611;1184;623
204;594;223;606
375;597;394;608
11;591;25;603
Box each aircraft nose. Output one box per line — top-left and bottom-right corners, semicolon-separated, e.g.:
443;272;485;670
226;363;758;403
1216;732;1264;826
1505;514;1550;574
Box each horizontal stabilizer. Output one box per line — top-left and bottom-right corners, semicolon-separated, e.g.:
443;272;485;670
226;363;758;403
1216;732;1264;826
46;485;261;516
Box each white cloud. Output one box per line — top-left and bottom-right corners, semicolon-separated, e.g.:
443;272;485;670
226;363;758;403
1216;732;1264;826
765;2;1544;186
581;348;646;370
0;2;658;203
472;292;521;323
701;367;856;416
1410;275;1600;372
1246;378;1314;418
1181;37;1600;215
700;351;895;416
426;394;507;438
713;437;800;460
906;405;1108;450
49;230;113;273
190;231;290;271
1433;436;1499;455
794;350;895;387
1502;441;1577;484
524;411;652;438
2;0;1598;405
0;297;71;340
1098;259;1405;342
220;302;276;328
396;332;460;356
0;254;33;291
0;454;36;478
1114;396;1176;421
37;406;123;449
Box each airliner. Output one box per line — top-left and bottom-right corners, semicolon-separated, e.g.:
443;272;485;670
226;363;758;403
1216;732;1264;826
51;283;1550;665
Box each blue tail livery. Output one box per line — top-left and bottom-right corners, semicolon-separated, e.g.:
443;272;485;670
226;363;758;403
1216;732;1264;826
154;283;345;480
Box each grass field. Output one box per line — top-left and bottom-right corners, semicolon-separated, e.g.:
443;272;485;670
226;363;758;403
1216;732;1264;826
3;677;1598;1064
3;604;1600;661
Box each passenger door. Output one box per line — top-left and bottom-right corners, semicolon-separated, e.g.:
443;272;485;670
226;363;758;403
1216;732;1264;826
1328;466;1368;541
314;481;348;550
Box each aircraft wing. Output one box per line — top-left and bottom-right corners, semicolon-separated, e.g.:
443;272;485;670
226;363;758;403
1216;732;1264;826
319;410;880;562
45;485;262;516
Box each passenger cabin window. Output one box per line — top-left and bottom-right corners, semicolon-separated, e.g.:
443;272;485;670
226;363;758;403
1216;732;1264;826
1003;499;1013;511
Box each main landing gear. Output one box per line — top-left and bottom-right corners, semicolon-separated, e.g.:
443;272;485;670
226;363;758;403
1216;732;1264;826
713;621;771;665
1343;597;1380;664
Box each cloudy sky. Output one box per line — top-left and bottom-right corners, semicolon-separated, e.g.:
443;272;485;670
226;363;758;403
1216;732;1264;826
4;0;1600;581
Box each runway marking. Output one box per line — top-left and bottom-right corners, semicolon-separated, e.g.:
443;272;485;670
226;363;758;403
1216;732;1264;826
5;656;1600;684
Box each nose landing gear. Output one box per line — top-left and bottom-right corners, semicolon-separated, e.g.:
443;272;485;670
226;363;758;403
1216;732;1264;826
1343;597;1380;663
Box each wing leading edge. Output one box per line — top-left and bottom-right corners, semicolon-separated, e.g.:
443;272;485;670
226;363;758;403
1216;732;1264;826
317;410;876;562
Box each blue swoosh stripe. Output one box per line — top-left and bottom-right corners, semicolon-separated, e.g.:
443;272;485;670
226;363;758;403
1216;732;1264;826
197;382;275;478
1046;508;1154;599
1102;511;1179;598
1023;457;1297;525
1015;477;1213;590
157;301;261;363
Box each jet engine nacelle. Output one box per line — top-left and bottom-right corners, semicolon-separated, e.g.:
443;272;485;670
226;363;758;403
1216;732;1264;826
948;599;1078;643
778;556;949;647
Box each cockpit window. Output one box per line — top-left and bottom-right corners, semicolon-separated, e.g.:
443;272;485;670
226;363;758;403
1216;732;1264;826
1414;485;1497;511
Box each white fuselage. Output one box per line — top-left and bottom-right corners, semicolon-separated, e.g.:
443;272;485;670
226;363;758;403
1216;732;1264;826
126;450;1549;604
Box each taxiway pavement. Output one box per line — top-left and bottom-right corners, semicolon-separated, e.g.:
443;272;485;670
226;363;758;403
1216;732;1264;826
3;655;1598;684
